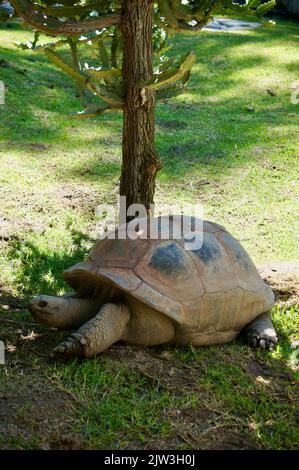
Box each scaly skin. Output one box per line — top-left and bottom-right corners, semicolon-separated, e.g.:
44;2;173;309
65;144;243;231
53;303;131;358
28;297;277;358
244;313;277;350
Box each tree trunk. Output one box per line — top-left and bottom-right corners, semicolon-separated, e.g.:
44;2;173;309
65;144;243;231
120;0;161;220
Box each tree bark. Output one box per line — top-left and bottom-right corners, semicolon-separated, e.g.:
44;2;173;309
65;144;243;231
120;0;161;219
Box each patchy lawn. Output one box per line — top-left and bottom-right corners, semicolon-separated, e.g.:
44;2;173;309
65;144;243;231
0;18;298;449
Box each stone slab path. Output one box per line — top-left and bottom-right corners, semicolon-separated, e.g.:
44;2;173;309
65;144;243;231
204;18;262;32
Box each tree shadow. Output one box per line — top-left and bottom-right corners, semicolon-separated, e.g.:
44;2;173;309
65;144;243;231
0;284;22;310
5;229;93;300
0;19;33;32
0;229;97;360
0;47;71;143
1;20;298;183
0;37;120;140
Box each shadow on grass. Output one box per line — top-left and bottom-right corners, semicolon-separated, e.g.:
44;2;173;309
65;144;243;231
0;285;22;310
0;41;121;140
6;229;93;300
0;20;32;32
0;229;95;353
1;20;298;184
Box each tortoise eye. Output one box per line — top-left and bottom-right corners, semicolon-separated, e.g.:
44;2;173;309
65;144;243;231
39;301;48;308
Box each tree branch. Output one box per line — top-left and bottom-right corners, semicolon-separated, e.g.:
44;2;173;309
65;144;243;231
10;0;121;36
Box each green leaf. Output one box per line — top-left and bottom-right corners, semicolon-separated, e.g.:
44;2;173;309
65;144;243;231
70;103;110;119
10;0;120;36
90;83;123;106
44;49;89;88
247;0;262;8
111;29;121;69
86;67;121;79
140;51;196;91
98;40;111;68
158;57;176;74
256;0;276;17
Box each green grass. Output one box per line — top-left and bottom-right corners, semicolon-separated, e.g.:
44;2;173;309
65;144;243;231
0;18;298;450
174;343;299;449
49;359;199;449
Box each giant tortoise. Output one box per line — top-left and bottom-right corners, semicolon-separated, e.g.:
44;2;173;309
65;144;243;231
28;216;277;358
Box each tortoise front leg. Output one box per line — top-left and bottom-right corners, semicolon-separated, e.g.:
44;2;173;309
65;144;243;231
28;294;103;330
243;313;277;350
53;303;131;358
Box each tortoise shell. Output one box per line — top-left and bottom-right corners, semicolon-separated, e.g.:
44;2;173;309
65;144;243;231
62;216;274;332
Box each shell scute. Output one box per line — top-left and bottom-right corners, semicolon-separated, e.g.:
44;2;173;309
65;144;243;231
190;232;237;293
90;237;150;268
133;281;184;323
216;231;263;291
135;241;204;302
97;267;142;292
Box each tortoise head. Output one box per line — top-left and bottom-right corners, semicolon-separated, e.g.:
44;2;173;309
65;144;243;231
28;295;70;326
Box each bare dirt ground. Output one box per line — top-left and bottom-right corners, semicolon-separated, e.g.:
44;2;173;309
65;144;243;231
258;262;299;308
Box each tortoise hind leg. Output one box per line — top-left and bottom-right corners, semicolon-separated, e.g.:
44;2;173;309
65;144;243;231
53;303;131;358
243;313;277;350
